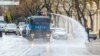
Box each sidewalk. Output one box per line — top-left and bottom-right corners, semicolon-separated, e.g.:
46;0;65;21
86;38;100;55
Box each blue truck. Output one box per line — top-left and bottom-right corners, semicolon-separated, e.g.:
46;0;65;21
29;16;50;30
26;16;51;41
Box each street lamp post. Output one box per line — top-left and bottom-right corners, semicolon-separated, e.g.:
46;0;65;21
99;29;100;38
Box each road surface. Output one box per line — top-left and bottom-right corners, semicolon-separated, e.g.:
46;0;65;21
0;33;100;56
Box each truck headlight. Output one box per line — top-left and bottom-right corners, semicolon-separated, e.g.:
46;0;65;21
46;34;51;37
31;34;35;38
5;29;8;31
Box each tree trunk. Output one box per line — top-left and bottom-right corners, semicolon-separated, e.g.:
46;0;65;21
89;14;93;31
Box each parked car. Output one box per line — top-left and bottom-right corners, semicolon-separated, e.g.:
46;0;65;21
51;28;68;40
18;22;26;35
5;23;18;35
18;22;26;27
0;21;7;32
50;23;55;31
86;28;97;41
89;32;97;40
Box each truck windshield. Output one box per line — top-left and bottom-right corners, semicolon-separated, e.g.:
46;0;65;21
30;18;50;24
29;17;50;30
0;21;6;23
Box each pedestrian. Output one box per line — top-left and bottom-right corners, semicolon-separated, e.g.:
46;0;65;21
22;29;26;37
0;30;2;37
86;27;91;42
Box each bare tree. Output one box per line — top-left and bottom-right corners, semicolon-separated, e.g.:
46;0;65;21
9;0;42;17
0;6;3;15
43;0;54;12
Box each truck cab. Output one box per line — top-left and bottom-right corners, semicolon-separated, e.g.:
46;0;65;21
26;16;51;41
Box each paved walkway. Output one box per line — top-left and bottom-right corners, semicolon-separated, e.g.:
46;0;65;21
86;38;100;55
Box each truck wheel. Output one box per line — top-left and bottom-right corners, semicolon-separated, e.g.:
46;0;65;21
5;32;7;35
15;32;17;35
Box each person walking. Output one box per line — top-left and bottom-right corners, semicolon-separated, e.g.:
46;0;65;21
0;29;2;37
86;27;91;42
